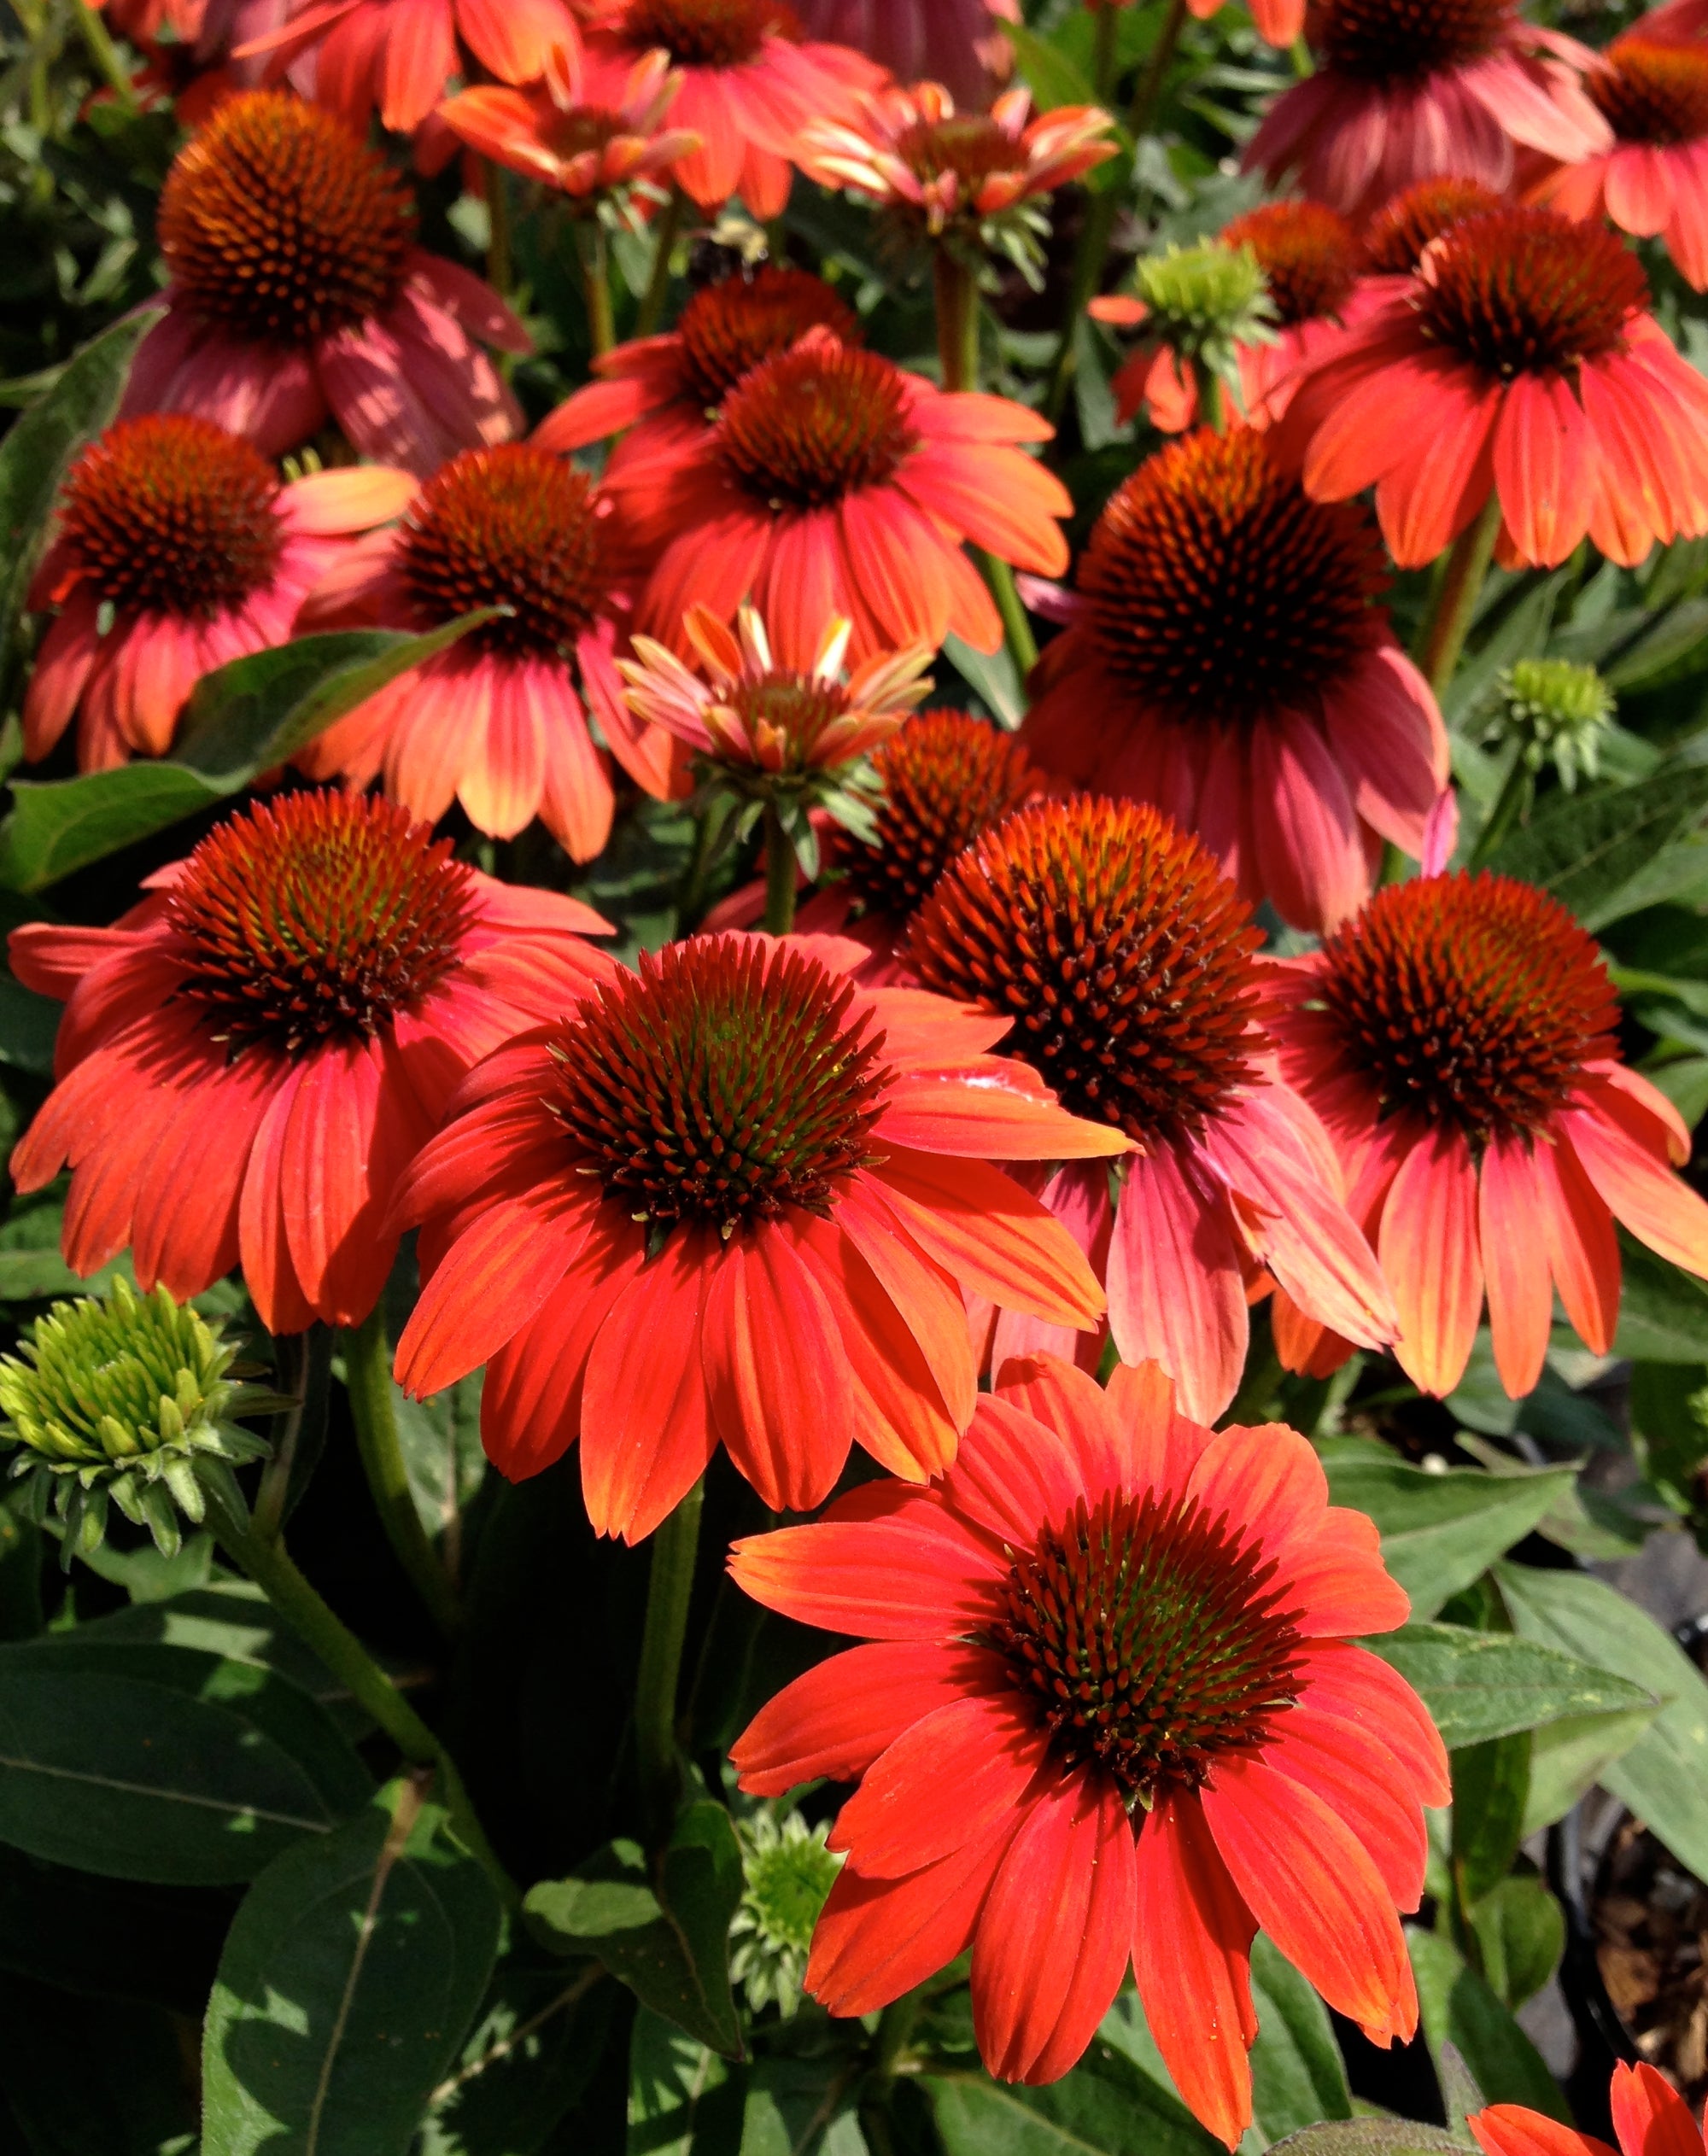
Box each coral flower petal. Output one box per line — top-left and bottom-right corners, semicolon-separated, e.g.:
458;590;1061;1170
1108;1146;1249;1426
1533;1133;1621;1354
1471;2113;1619;2156
1608;2062;1703;2156
728;1509;1003;1641
829;1693;1050;1878
807;1819;1018;2018
872;1150;1108;1328
1379;1124;1485;1397
1561;1102;1708;1276
1480;1133;1554;1399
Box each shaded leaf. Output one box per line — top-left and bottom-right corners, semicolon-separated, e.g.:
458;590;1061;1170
1483;763;1708;932
1248;1934;1353;2145
0;1974;196;2156
926;2021;1220;2156
1451;1732;1531;1906
1468;1876;1565;2013
422;1966;613;2156
1614;1234;1708;1362
202;1774;502;2156
1366;1622;1657;1750
626;2007;740;2156
1407;1926;1568;2124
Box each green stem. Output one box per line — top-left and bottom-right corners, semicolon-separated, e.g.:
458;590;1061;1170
636;191;683;338
1091;3;1120;102
1196;361;1228;435
251;1323;330;1546
71;0;137;108
934;249;980;394
977;551;1039;681
860;1988;927;2155
634;1479;704;1840
343;1305;463;1644
762;805;798;935
1416;492;1502;699
1469;751;1533;869
484;163;513;304
1127;0;1190;140
208;1500;514;1902
576;219;616;359
1043;189;1116;426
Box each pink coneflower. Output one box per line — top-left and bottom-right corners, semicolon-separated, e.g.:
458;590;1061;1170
24;416;413;772
616;327;1072;667
580;0;883;219
800;80;1117;246
8;792;616;1335
1274;203;1708;569
794;0;1019;106
1358;172;1506;275
121;91;526;476
1270;873;1708;1399
296;443;671;863
243;0;582;137
1529;33;1708;289
1021;428;1448;935
436;50;700;207
906;798;1396;1423
1246;0;1611;220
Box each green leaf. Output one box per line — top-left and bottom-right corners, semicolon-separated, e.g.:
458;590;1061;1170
740;2055;868;2156
391;1371;486;1563
422;1966;613;2156
74;1580;347;1707
1366;1622;1658;1749
926;2023;1220;2156
1001;23;1097;112
1495;1563;1708;1882
1468;1876;1565;2013
1615;1233;1708;1362
0;969;57;1076
1629;1361;1708;1512
1524;1704;1665;1838
1247;1935;1352;2146
1322;1448;1577;1618
0;313;161;710
1266;2130;1465;2156
1407;1926;1569;2124
1450;1732;1531;1906
943;629;1025;729
626;2007;739;2156
202;1775;502;2156
0;619;489;893
1483;762;1708;932
0;1637;371;1884
525;1803;746;2059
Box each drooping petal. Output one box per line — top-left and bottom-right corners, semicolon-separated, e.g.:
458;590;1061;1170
1107;1148;1249;1425
1479;1133;1553;1399
1378;1124;1485;1397
828;1692;1050;1878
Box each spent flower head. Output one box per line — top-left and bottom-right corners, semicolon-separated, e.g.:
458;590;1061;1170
0;1280;272;1565
729;1809;845;2019
1494;657;1616;792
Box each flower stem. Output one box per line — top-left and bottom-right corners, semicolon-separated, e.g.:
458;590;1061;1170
1091;3;1119;102
1416;492;1502;699
1127;0;1189;140
251;1323;331;1546
1196;360;1229;435
636;191;683;338
977;551;1039;681
634;1477;704;1841
207;1497;514;1902
1470;751;1533;869
934;249;980;394
485;162;513;303
343;1304;463;1644
576;219;616;359
762;805;798;935
71;0;137;109
860;1987;927;2155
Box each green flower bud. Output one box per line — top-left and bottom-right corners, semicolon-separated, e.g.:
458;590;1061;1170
1132;240;1278;374
728;1811;845;2019
0;1280;272;1565
1494;657;1615;793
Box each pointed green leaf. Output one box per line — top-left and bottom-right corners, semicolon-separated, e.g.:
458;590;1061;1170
1365;1622;1658;1749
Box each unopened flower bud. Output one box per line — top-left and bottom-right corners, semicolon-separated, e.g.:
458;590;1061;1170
1132;240;1278;375
728;1811;844;2019
0;1280;272;1565
1494;657;1615;792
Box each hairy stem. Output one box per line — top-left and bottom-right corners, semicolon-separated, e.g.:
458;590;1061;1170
977;552;1039;681
344;1305;463;1644
934;249;980;394
636;191;684;338
576;219;616;359
762;805;798;935
1416;492;1503;699
634;1479;705;1842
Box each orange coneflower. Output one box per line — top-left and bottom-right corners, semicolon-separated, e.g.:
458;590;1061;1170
24;416;412;771
731;1352;1445;2147
1530;32;1708;289
122;91;525;475
436;50;701;209
391;932;1130;1540
580;0;882;219
1472;2063;1703;2156
617;327;1072;665
1274;203;1708;568
1246;0;1610;219
1021;429;1448;934
7;792;616;1335
296;442;672;862
905;798;1397;1422
1270;872;1708;1399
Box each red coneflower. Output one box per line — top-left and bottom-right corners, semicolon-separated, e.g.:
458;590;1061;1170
800;80;1116;243
1358;172;1506;275
906;798;1396;1422
618;327;1073;666
580;0;882;219
1246;0;1610;220
23;416;413;772
122;91;526;476
534;261;862;466
1471;2062;1702;2156
730;1351;1446;2146
1530;33;1708;290
243;0;582;137
1274;202;1708;568
391;932;1129;1540
1270;871;1708;1399
436;50;701;208
7;792;616;1335
296;442;670;863
1021;429;1448;934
